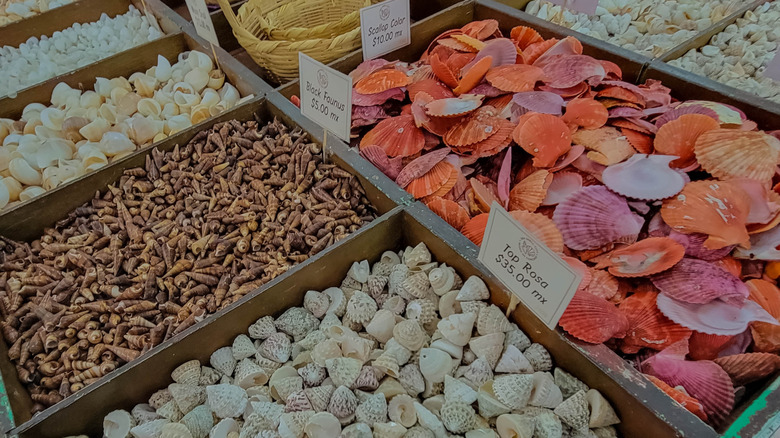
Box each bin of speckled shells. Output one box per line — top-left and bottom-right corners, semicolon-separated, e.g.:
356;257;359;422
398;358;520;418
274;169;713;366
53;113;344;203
89;244;622;438
343;18;780;428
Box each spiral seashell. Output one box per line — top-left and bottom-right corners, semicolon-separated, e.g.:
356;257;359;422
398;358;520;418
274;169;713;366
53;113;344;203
325;287;348;317
505;329;532;353
276;307;320;340
180;405;214;438
187;51;215;71
429;267;456;296
437;290;462;319
341;336;374;364
430;338;462;362
298;362;327;388
405;299;437;325
155;55;173;82
208;69;226;90
401;272;431;300
388;264;410;297
524;343;552;372
248;401;283;429
477;305;512;336
166;113;193;135
39;108;65;131
227;334;254;361
129;418;169;438
495;345;533;374
384;338;412;366
234;358;269;389
198;366;221;386
527;372;562;409
168;383;205;415
133;74;158;98
464;357;494;388
382;295;406;316
301;384;334;413
137;98;162;118
477;380;511;419
440;400;476;434
355;392;387;426
98;131;135;157
285;389;313;413
386;393;417;428
103;409;135;438
365;309;396;344
128;115;164;145
364;275;389;298
373;351;401;378
496;413;534;438
304;290;330;319
403;243;432;268
312;338;342;367
248;316;276;340
206;384;248;418
393;320;427;352
553;389;589;432
190;104;211;125
171;360;201;385
131;403;160;424
345;291;378;325
437;312;476;347
218;83;240;109
161;102;180;119
326;357;363;388
328;385;358;421
297;330;327;352
9;157;41;186
302;411;341;438
156;400;183;422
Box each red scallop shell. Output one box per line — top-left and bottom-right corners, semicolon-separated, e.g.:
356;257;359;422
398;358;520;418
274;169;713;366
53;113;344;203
430;53;459;89
621;128;654;154
512;113;572;168
426;95;483;118
425;196;470;230
558;290;630;343
510;25;543;50
407;79;455;101
405;161;456;199
562;98;609;129
653;114;720;169
600;237;685;278
360;115;425;158
619;291;692;354
444;106;502;147
542;54;606;89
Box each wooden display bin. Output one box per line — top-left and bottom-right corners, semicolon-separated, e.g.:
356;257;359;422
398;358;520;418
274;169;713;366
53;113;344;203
0;94;408;434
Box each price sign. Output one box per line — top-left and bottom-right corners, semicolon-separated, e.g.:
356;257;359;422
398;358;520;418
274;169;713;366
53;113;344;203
360;0;411;60
765;49;780;82
298;52;353;142
185;0;220;46
478;203;583;329
548;0;598;15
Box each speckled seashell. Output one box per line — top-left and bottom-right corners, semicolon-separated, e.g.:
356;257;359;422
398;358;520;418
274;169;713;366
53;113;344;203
209;418;239;438
393;320;428;352
364;275;389;299
304;384;335;412
297;329;328;352
328;385;359;421
403;243;432;268
129;419;170;438
429;267;456;296
260;332;292;363
387;394;417;428
398;364;426;397
104;409;135;438
303;411;341;438
372;421;407;438
285;389;314;413
132;403;160;424
496;414;535;438
248;401;284;429
210;347;237;376
464;357;494;388
232;334;257;361
438;291;462;318
460;300;488;316
382;295;407;315
419;347;453;384
365;309;396;343
207;384;248;418
255;356;284;374
373;351;401;378
346;291;378;325
444;375;478;404
505;329;532;352
401;272;432;300
234;358;269;389
413;402;447;438
297;363;327;388
273;376;304;403
168;383;205;415
304;290;331;319
219;374;232;385
353;366;380;391
149;389;173;410
318;313;343;334
456;276;490;301
476;305;512;336
554;390;589;433
586;389;620;428
440;401;476;434
469;333;505;369
180;405;213;438
477;380;511;419
388;264;410;297
320;287;346;317
495;345;533;374
405;299;437;325
524;344;552;372
248;316;277;340
156;400;183;422
279;410;314;438
198;366;221;386
406;426;436;438
493;374;534;410
326;357;363;388
276;307;320;340
437;312;476;347
312;339;342;367
355;392;388;426
342;422;374;438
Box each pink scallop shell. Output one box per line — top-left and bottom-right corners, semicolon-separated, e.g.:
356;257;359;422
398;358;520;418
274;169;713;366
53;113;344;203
360;145;403;180
656;293;778;337
511;91;564;116
730;179;780;225
463;38;517;73
654;105;720;128
668;231;735;261
395;147;452;188
470;82;508;97
733;225;780;261
351;59;393;82
602;154;685;201
352;105;390;128
608;107;643;118
552;185;644;250
353;87;406;106
549;145;585;172
651;258;748;306
542;172;582;206
542;54;606;89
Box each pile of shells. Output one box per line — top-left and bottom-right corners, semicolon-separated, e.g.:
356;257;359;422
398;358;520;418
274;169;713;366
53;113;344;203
0;117;375;413
0;0;75;26
525;0;741;57
0;6;163;98
87;243;621;438
669;1;780;103
0;50;250;210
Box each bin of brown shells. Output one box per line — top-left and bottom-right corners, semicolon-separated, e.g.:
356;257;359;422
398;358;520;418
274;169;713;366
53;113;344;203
0;94;409;433
10;205;683;438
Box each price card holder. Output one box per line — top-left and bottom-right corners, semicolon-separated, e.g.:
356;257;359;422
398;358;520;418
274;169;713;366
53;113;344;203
478;202;582;329
765;50;780;82
360;0;411;60
549;0;599;15
298;53;353;142
185;0;220;46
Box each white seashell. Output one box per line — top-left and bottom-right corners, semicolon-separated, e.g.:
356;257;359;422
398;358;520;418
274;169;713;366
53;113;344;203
97;132;135;157
464;357;494;388
326;357;363;388
131;403;160;424
217;83;240;109
168;383;206;415
554;390;589;432
201;88;221;108
373;422;407;438
137;98;162;118
440;400;475;434
209;418;239;438
40;108;65;131
209;346;236;376
437;290;461;319
103;409;136;438
154;55;173;82
345;291;378;325
437;312;475;347
413;402;447;438
79;118;111;143
443;375;477;405
9;158;41;186
403;243;432;267
128;115;164;145
130;418;170;438
496;414;535;438
456;276;489;301
505;329;532;352
477;380;511;419
166;114;193;135
190;104;211;125
0;180;10;208
208;69;226;90
528;372;563;409
524;343;552;372
401;272;431;299
304;412;341;438
160;422;193;438
477;305;511;335
50;83;80;109
341;336;373;364
419;348;453;384
355;392;387;426
428;267;455;296
348;260;371;283
365;309;395;343
171;360;201;385
187;51;215;71
469;333;505;369
304;384;334;412
36;138;73;169
495;345;533;374
206;384;248;418
325;287;348;316
312;338;342;367
586;389;620;428
388;394;417;428
392;320;427;351
430;338;462;361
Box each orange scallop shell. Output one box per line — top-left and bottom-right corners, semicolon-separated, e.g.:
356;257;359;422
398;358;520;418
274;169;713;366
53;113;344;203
688;332;736;361
600;237;685;278
512;113;572;168
713;353;780;387
451;34;486;51
645;374;708;422
436;37;475;52
508;210;564;253
653;114;720;169
619;291;692;353
470;119;516;157
429;164;460;198
354;69;409;95
461;213;490;245
470;178;501;213
660;180;750;250
572;126;635;166
426;95;483;118
747;279;780;354
596;86;644;105
558;291;629;343
583;269;619;300
562;98;609;129
407;79;454;101
694;129;780;183
485;64;545;93
621;128;654;154
510;25;543;50
508;169;553;212
461;19;499;41
447;52;478;74
522;38;559;64
430;53;459;89
444;106;502;147
405;161;456;199
454;56;492;95
360;115;425;158
426;196;470;230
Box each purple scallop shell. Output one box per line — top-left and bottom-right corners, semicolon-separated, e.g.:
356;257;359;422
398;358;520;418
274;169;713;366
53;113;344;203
463;38;517;73
656;294;778;336
352;105;390;128
651;258;748;306
470;82;508;98
602;154;685;201
654;105;719;128
668;231;735;261
552;185;644;250
512;91;564;116
352;87;406;106
360;145;402;180
542;54;606;89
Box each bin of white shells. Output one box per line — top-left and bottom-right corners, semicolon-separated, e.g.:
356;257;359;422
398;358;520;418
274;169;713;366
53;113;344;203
0;0;76;26
668;1;780;104
522;0;745;57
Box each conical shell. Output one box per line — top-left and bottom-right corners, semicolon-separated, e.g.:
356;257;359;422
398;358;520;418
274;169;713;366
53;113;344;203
248;316;277;340
279;410;314;438
440;401;476;434
399;364;426;397
206;384;248;418
272;376;303;402
493;374;533;410
234;358;269;389
286;389;314;413
413;402;448;438
149;389;173;410
505;329;532;352
199;366;220;386
586;389;620;428
169;383;205;415
456;276;490;301
365;310;396;344
477;305;512;335
209;418;239;438
355;393;388;426
388;394;417;428
210;347;236;376
404;243;432;268
156;400;183;422
444;374;478;404
495;345;533;374
464;357;494;388
276;307;320;340
298;330;328;352
438;290;462;319
393;320;428;352
328;385;359;420
469;333;505;369
346;291;379;325
554;390;589;432
406;299;437;326
171;360;201;385
325;287;348;317
260;332;292;363
401;272;432;300
298;362;328;388
160;422;193;438
326;357;363;388
528;372;563;409
180;405;213;438
104;409;135;438
496;414;535;438
429;267;456;295
130;419;170;438
232;334;257;360
353;366;380;391
524;343;552;372
554;368;589;399
304;384;335;412
373;351;401;378
304;290;331;319
419;348;454;384
375;377;407;400
477;380;511;418
437;312;476;347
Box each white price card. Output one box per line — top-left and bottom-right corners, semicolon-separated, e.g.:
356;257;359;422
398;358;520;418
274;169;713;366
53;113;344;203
549;0;598;15
360;0;411;60
478;203;583;329
765;50;780;82
185;0;220;46
298;52;353;142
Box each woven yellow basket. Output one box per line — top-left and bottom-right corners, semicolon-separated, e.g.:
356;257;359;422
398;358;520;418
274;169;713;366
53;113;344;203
218;0;369;84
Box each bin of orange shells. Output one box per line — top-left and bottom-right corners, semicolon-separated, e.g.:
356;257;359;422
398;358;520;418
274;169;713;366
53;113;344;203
343;18;780;429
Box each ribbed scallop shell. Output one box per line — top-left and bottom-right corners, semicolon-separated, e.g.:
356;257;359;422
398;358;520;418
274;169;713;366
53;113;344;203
650;258;748;306
618;291;692;354
559;291;629;344
654;114;719;168
713;353;780;387
694;129;780;183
